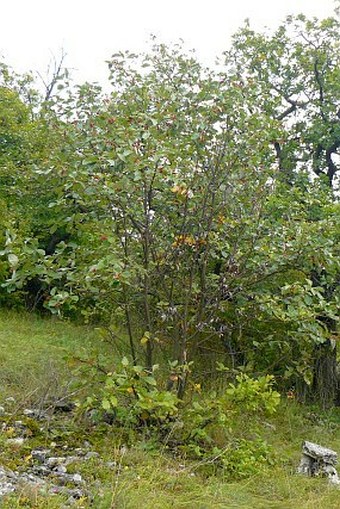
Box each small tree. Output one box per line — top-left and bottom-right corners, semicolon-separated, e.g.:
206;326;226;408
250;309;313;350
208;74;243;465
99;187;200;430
1;24;339;404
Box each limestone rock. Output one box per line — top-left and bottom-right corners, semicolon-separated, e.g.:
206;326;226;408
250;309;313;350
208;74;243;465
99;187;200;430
298;441;340;487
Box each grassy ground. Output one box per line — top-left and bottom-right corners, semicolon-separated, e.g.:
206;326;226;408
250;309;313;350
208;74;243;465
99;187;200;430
0;310;340;508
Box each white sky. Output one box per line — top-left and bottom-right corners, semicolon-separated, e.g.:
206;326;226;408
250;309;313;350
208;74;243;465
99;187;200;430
0;0;337;86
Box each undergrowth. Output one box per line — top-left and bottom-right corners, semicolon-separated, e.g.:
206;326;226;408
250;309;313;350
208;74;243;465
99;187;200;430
0;310;340;508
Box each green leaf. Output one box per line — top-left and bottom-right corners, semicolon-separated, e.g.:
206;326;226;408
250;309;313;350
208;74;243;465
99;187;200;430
8;254;19;267
102;398;111;411
110;395;118;407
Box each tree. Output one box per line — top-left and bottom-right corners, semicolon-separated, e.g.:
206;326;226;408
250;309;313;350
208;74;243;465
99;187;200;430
0;62;82;309
225;14;340;189
1;20;339;404
224;14;340;405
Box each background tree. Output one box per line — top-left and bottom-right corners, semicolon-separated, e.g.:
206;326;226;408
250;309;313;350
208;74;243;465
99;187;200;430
224;14;340;405
225;14;340;188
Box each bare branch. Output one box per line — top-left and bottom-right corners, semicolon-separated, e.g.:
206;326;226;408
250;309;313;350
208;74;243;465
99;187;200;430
36;49;68;102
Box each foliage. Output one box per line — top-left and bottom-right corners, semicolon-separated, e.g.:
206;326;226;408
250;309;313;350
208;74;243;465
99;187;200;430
226;374;280;415
0;12;339;404
82;357;179;426
225;14;340;187
174;374;279;473
73;349;279;477
217;438;272;479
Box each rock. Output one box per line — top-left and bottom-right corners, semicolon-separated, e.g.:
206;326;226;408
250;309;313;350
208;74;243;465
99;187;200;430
46;457;67;468
302;441;337;466
31;449;51;463
23;409;43;420
56;465;68;474
52;471;84;485
7;437;25;446
3;469;17;480
5;397;16;405
0;480;16;496
105;461;117;469
31;465;51;477
62;487;91;506
298;453;313;475
66;487;87;498
324;464;340;486
84;451;100;460
263;421;276;431
18;472;47;486
0;439;96;502
72;473;83;484
73;448;86;456
298;440;340;487
0;466;16;496
53;401;76;413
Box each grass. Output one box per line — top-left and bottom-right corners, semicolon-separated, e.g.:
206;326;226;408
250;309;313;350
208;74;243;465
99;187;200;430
0;310;107;407
0;310;340;508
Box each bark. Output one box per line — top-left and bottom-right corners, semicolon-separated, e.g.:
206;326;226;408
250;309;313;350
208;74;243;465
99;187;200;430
312;339;338;409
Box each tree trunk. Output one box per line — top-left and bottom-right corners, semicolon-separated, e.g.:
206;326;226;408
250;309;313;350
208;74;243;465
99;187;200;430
312;340;338;409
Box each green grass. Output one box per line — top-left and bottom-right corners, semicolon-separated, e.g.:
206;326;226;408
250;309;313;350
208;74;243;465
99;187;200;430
0;310;106;407
0;310;340;508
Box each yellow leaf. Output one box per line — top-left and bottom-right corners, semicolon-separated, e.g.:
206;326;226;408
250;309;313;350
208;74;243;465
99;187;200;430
140;331;151;345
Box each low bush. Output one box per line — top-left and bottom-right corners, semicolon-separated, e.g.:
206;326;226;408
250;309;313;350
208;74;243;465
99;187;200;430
77;358;280;478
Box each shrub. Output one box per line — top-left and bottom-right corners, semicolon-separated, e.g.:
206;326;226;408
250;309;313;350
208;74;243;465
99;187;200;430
225;374;281;415
82;357;179;427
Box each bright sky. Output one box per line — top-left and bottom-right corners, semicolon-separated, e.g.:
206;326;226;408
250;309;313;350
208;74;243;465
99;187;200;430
1;0;337;86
